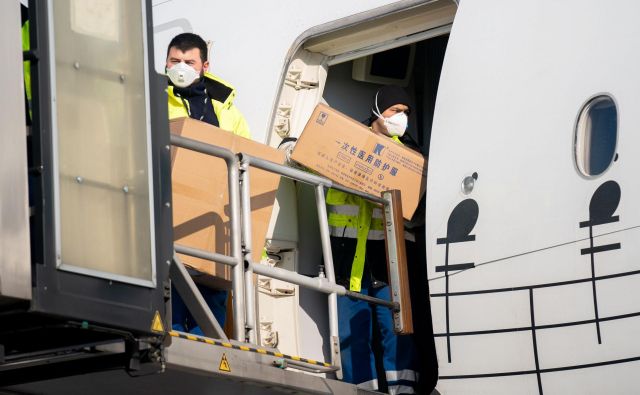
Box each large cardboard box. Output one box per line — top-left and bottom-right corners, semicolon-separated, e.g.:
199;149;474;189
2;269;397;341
171;118;285;287
291;104;427;219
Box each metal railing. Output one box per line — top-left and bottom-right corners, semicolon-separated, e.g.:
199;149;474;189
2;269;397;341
169;133;404;376
170;134;245;341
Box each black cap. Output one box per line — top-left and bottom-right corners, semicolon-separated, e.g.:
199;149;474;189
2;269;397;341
372;85;412;116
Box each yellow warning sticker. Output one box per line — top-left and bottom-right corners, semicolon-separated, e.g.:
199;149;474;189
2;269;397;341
150;311;164;333
219;353;231;372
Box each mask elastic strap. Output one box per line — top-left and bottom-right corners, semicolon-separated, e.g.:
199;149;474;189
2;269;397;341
372;91;384;119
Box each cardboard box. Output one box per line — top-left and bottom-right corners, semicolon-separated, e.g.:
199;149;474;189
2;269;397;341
171;118;285;287
291;104;426;219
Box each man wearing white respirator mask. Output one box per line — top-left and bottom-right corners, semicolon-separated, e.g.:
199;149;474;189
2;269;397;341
369;85;411;140
166;33;250;337
166;33;250;138
327;86;418;394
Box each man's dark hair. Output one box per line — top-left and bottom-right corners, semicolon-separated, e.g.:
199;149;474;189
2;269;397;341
167;33;208;62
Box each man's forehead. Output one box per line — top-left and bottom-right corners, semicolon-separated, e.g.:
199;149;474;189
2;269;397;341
167;46;202;59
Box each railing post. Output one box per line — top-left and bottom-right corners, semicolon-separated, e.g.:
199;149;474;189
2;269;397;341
228;155;246;342
314;184;342;379
382;190;413;334
239;156;257;344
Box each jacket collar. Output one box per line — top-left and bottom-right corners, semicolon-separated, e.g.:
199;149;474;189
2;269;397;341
202;71;235;106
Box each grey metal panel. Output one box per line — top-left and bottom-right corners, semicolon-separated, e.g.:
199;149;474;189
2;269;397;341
0;1;32;301
29;0;172;335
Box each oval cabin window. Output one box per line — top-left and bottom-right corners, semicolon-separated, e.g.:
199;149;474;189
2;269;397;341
575;95;618;177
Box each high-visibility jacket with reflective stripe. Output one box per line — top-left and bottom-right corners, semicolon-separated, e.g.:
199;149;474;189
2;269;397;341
167;71;251;139
327;135;402;292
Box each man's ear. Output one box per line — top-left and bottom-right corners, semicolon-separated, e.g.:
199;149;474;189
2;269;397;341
203;60;210;72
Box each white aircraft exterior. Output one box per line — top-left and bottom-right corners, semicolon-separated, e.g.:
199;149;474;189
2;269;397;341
152;0;403;144
153;1;638;394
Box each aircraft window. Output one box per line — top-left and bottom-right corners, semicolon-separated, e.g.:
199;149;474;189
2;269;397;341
575;95;617;177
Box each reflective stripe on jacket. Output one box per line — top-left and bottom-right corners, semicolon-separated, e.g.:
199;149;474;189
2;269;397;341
167;71;251;138
326;135;402;292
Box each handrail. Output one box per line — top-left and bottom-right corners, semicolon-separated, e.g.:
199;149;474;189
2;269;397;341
175;244;239;267
170;134;405;376
170;134;246;342
240;153;387;205
250;262;346;294
238;153;401;377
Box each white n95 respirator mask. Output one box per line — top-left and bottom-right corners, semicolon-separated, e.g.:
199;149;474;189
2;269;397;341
380;112;408;137
167;62;200;88
373;92;409;137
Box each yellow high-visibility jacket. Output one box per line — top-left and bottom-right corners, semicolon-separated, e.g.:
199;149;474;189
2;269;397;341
167;71;251;138
22;20;31;120
326;135;402;292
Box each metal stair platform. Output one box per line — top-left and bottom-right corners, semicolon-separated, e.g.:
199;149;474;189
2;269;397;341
2;333;382;395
